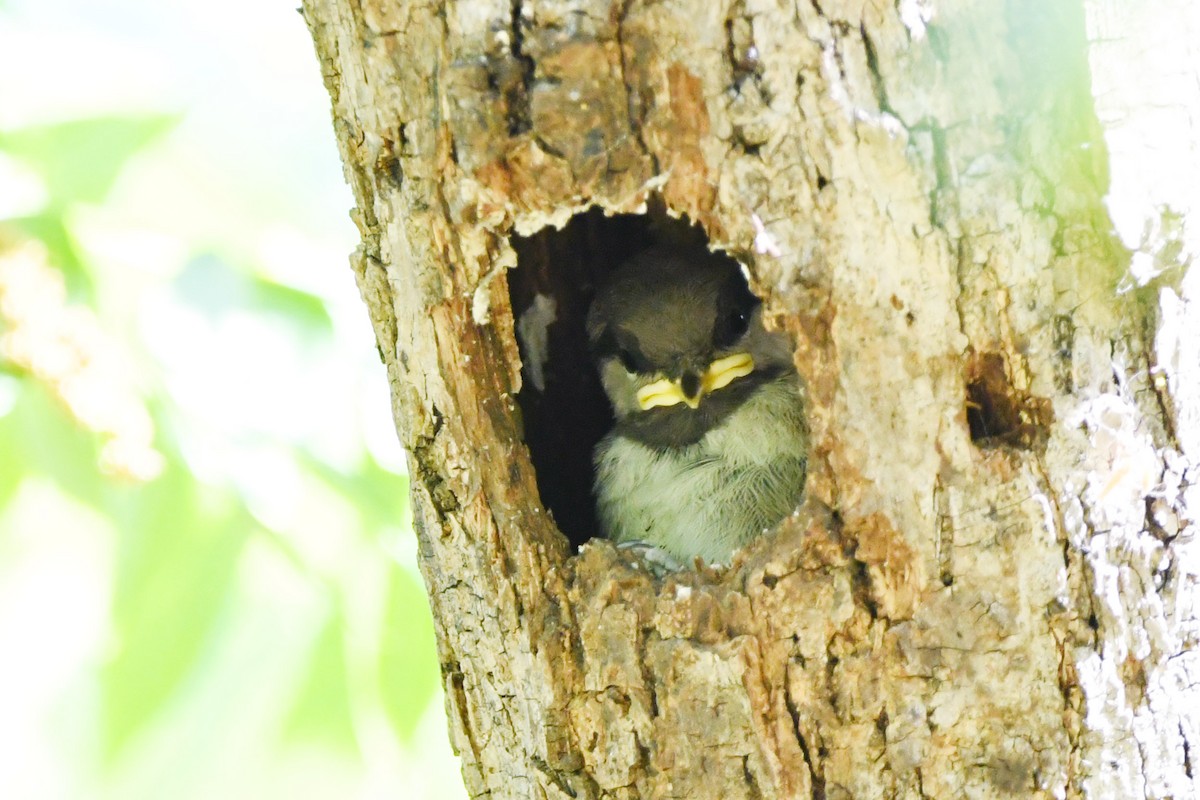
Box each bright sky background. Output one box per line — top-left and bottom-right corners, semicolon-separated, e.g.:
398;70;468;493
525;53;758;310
0;1;467;797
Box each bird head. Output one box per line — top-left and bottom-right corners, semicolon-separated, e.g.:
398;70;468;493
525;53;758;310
587;246;795;448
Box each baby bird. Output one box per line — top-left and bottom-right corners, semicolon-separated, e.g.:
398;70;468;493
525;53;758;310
587;246;808;565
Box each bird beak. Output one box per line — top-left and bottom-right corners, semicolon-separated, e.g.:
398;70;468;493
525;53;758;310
635;353;755;411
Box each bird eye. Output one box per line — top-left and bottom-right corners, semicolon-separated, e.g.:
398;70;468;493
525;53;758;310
713;285;759;348
616;348;640;373
719;308;750;343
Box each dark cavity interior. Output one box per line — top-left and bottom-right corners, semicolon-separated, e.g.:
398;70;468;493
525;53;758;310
964;349;1051;450
508;204;712;548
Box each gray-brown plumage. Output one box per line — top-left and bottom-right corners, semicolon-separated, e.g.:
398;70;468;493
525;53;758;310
587;246;808;564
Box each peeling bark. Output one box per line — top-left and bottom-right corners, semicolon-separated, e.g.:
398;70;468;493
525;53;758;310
303;0;1198;797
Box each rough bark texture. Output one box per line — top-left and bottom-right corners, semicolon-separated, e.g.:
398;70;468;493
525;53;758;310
302;0;1198;797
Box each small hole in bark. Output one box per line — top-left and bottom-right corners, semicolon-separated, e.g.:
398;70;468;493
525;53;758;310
1087;612;1099;630
380;154;402;187
762;573;779;589
941;572;954;587
738;138;762;157
816;173;829;190
964;350;1052;450
508;204;713;549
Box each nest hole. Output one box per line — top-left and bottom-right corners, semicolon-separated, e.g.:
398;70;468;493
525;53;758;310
964;350;1051;450
507;204;715;549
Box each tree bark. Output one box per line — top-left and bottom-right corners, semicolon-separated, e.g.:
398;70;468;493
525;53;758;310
302;0;1199;797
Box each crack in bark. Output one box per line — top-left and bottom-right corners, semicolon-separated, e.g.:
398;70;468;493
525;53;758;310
532;756;581;798
1182;722;1194;780
915;766;931;800
504;0;535;137
858;23;893;117
1060;485;1103;796
793;719;826;800
933;477;955;587
1141;317;1181;451
850;556;880;621
924;120;954;229
741;754;764;800
614;0;660;178
1053;312;1076;394
447;665;488;781
777;662;825;796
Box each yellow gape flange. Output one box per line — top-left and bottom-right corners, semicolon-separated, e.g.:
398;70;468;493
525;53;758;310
635;352;755;411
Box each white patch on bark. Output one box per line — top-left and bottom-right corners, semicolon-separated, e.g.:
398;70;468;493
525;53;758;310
1157;265;1200;460
750;213;782;257
854;108;906;138
516;293;556;392
1064;350;1199;796
1086;0;1200;288
471;248;518;325
1081;17;1200;795
1067;384;1161;531
821;41;855;120
899;0;934;39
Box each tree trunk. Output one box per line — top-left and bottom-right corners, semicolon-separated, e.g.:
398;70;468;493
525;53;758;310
302;0;1198;797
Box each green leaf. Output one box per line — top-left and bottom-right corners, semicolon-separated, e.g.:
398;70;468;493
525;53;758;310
378;565;439;741
0;378;25;510
101;464;249;764
6;379;105;509
281;612;360;752
303;453;409;534
0;114;177;206
173;253;333;335
249;277;333;336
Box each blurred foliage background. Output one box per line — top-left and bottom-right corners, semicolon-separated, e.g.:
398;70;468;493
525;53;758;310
0;1;466;797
